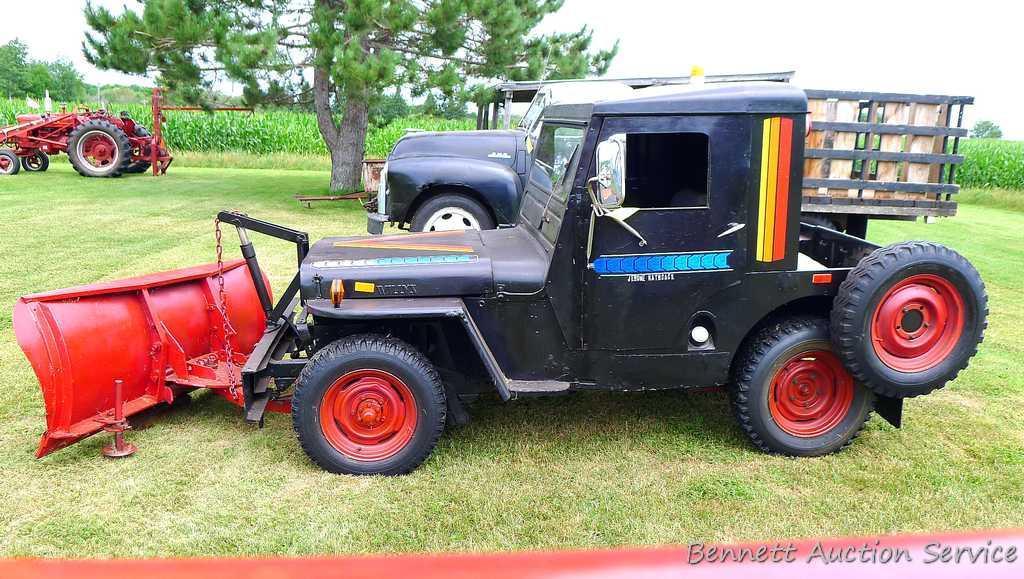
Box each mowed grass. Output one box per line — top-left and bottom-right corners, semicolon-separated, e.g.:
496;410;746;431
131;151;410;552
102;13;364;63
0;163;1022;558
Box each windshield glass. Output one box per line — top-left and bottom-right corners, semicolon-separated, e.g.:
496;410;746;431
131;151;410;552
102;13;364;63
518;88;550;133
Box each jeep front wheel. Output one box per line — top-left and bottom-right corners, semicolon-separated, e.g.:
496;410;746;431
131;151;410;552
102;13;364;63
292;334;446;475
410;193;496;232
730;317;874;456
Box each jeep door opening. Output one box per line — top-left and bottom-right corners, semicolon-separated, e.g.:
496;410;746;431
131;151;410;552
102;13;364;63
15;83;986;475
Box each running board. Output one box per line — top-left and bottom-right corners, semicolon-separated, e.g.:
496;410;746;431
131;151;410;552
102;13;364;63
508;380;572;397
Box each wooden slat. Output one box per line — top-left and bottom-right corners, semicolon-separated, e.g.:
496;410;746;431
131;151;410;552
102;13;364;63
876;102;908;182
906;103;940;188
826;100;859;198
802;99;829;197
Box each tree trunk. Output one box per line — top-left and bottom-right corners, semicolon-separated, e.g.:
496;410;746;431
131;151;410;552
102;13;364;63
331;92;369;192
312;66;369;192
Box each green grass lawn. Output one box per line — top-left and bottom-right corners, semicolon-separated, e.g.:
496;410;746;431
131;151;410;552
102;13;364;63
1;163;1022;558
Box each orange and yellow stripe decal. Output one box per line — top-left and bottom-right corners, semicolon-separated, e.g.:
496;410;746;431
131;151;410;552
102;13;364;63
755;116;794;262
334;230;474;253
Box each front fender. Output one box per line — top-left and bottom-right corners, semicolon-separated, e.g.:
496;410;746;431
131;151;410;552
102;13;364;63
386;157;522;225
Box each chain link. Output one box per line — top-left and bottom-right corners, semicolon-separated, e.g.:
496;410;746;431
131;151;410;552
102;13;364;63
214;218;239;395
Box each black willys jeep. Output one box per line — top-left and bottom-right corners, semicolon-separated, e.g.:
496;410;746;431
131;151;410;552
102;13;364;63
231;83;986;475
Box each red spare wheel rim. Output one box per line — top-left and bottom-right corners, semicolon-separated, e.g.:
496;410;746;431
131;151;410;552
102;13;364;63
768;349;854;437
77;131;118;171
871;273;965;373
319;369;418;461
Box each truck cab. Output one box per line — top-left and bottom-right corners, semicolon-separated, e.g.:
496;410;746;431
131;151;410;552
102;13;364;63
366;81;634;234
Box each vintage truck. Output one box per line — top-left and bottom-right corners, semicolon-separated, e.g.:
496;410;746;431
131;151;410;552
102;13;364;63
367;75;972;238
15;82;986;476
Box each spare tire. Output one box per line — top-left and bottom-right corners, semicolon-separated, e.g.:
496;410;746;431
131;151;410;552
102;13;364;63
831;241;987;398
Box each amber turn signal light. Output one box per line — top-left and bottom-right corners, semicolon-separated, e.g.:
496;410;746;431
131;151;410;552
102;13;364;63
330;279;345;307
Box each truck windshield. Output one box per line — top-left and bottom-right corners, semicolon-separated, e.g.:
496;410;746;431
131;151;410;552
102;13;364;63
518;89;550;135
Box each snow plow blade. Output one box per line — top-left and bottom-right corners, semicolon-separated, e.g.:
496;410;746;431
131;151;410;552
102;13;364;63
13;260;270;458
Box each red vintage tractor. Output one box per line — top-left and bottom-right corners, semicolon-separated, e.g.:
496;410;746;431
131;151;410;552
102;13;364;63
0;94;172;178
0;88;251;178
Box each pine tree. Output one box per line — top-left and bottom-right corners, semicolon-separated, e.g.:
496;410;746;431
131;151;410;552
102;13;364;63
83;0;617;191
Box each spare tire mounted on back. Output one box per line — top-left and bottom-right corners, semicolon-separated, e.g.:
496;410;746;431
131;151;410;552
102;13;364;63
830;241;987;398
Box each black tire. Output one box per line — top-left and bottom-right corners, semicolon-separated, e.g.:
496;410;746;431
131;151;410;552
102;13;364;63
292;334;446;475
730;317;874;456
124;161;152;174
410;193;496;232
831;241;987;398
0;149;20;176
67;119;132;177
124;126;152;174
21;151;49;172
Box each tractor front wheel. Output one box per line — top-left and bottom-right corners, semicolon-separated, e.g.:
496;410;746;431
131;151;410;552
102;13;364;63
67;119;132;178
730;317;874;456
292;334;446;475
21;151;49;172
0;149;20;176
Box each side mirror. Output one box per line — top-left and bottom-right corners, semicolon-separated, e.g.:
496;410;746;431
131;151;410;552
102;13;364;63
592;134;626;209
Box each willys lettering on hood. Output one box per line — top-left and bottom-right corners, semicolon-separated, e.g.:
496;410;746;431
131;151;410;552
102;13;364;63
300;230;493;299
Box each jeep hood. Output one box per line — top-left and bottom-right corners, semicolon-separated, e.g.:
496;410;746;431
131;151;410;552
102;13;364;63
300;230;494;300
389;130;524;167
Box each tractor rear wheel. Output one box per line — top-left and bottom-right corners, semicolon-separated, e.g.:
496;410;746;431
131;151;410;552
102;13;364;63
0;149;20;176
67;119;132;177
730;317;874;456
21;152;49;172
831;241;987;398
292;334;446;475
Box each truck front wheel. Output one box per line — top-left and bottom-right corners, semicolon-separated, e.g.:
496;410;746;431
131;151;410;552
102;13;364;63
292;334;447;475
410;193;496;232
730;317;874;456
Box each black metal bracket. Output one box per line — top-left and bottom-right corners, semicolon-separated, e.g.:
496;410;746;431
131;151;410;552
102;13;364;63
216;210;310;266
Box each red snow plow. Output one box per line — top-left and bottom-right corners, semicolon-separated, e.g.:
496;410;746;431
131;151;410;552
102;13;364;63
14;260;277;457
13;213;311;459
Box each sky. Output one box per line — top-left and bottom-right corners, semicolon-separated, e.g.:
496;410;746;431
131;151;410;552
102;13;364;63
2;0;1020;137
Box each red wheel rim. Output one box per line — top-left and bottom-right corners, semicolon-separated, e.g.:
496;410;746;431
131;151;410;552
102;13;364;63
0;156;12;173
871;274;964;372
319;369;417;461
78;131;118;170
768;349;854;437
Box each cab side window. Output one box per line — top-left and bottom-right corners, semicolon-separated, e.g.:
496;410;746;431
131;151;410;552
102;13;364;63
623;132;709;209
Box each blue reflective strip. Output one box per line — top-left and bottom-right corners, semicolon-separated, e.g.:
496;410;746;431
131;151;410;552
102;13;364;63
592;251;732;275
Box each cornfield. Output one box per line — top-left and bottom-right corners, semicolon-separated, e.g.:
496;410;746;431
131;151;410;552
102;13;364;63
2;99;1020;190
0;100;473;159
956;139;1024;190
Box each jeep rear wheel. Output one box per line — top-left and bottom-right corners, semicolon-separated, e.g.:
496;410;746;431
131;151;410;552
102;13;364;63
731;317;873;456
410;194;496;232
292;334;446;475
